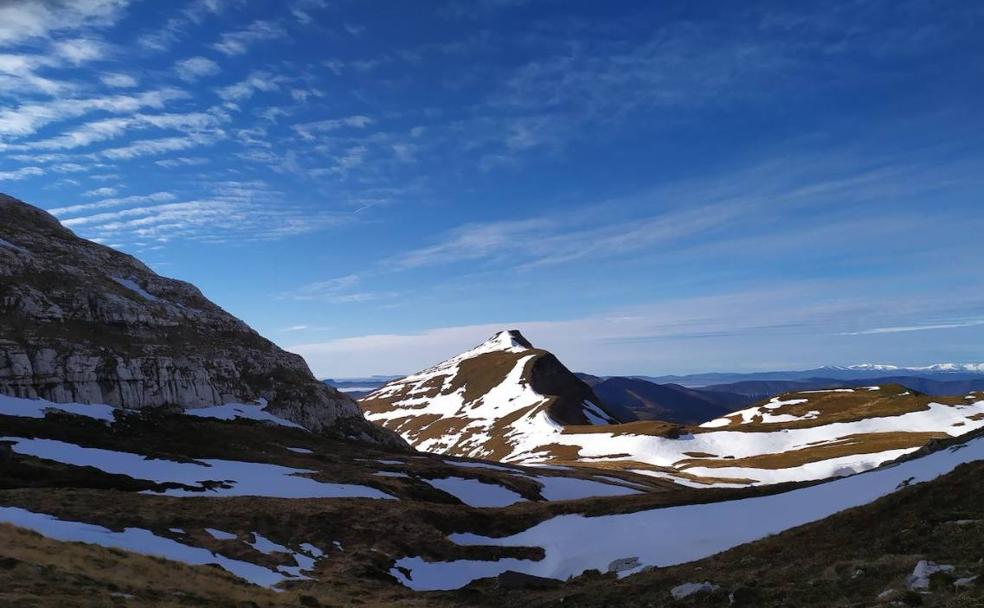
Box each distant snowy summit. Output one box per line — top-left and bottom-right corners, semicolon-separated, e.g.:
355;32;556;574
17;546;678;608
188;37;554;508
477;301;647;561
832;363;984;373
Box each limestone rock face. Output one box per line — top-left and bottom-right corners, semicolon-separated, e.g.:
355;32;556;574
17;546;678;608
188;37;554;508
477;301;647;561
0;193;393;441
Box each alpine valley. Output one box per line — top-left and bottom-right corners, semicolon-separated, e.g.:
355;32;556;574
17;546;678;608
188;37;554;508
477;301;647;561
2;193;984;608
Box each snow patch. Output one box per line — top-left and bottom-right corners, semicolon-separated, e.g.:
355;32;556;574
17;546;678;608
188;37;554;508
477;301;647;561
0;394;116;422
582;400;615;425
184;403;304;429
0;507;290;588
205;528;237;540
423;476;525;508
111;277;158;301
533;475;640;501
2;437;395;500
249;532;291;554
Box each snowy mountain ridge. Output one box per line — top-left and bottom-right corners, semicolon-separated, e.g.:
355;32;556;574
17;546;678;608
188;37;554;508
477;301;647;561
362;334;984;488
826;363;984;372
360;330;620;460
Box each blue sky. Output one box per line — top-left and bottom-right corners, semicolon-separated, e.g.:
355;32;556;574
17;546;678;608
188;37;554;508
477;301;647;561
1;0;983;377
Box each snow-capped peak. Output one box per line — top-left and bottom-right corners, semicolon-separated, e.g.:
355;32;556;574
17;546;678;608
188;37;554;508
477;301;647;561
462;329;534;358
845;362;984;373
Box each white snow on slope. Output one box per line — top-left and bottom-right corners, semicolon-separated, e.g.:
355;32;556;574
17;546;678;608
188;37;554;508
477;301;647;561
582;400;616;425
1;437;394;500
0;394;116;422
424;477;526;507
367;331;530;404
206;528;237;540
700;396;813;428
392;434;984;590
446;460;518;472
111;277;158;301
0;507;290;587
512;399;984;485
184;403;304;429
531;475;640;501
0;394;301;430
249;532;291;554
370;351;549;459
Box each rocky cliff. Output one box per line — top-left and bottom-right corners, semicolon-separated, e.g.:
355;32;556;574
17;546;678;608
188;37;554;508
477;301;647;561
0;193;394;441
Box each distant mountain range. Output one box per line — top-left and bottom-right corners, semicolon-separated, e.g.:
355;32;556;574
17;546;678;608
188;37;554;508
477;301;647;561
634;364;984;387
336;366;984;424
576;373;754;424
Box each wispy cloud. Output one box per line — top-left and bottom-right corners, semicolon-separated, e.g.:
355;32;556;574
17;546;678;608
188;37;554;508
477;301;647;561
154;156;209;168
174;56;220;81
292;115;374;140
50;192;177;216
99;131;223;160
290;0;329;25
213;20;285;55
0;89;185;139
0;166;43;181
840;320;984;336
57;181;354;246
216;71;282;101
287;278;984;377
99;72;137;88
82;186;117;197
52;37;106;64
391;199;750;270
0;0;129;46
136;0;240;51
277;274;393;303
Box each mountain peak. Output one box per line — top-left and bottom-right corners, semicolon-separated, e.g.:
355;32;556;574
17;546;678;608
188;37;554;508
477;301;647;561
484;329;534;351
361;329;619;460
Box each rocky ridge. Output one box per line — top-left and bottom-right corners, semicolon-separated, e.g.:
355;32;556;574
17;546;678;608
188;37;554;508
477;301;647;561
0;193;389;439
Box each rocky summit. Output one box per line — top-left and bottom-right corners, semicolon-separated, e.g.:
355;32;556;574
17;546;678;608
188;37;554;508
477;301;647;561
360;329;622;460
0;194;391;440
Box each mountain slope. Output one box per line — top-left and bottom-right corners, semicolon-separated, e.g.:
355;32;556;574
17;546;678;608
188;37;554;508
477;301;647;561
360;330;622;460
3;388;982;607
474;442;984;607
701;376;984;401
0;193;381;437
0;389;700;606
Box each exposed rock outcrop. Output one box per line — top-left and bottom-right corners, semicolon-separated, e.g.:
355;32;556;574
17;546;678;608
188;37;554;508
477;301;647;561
0;193;398;442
